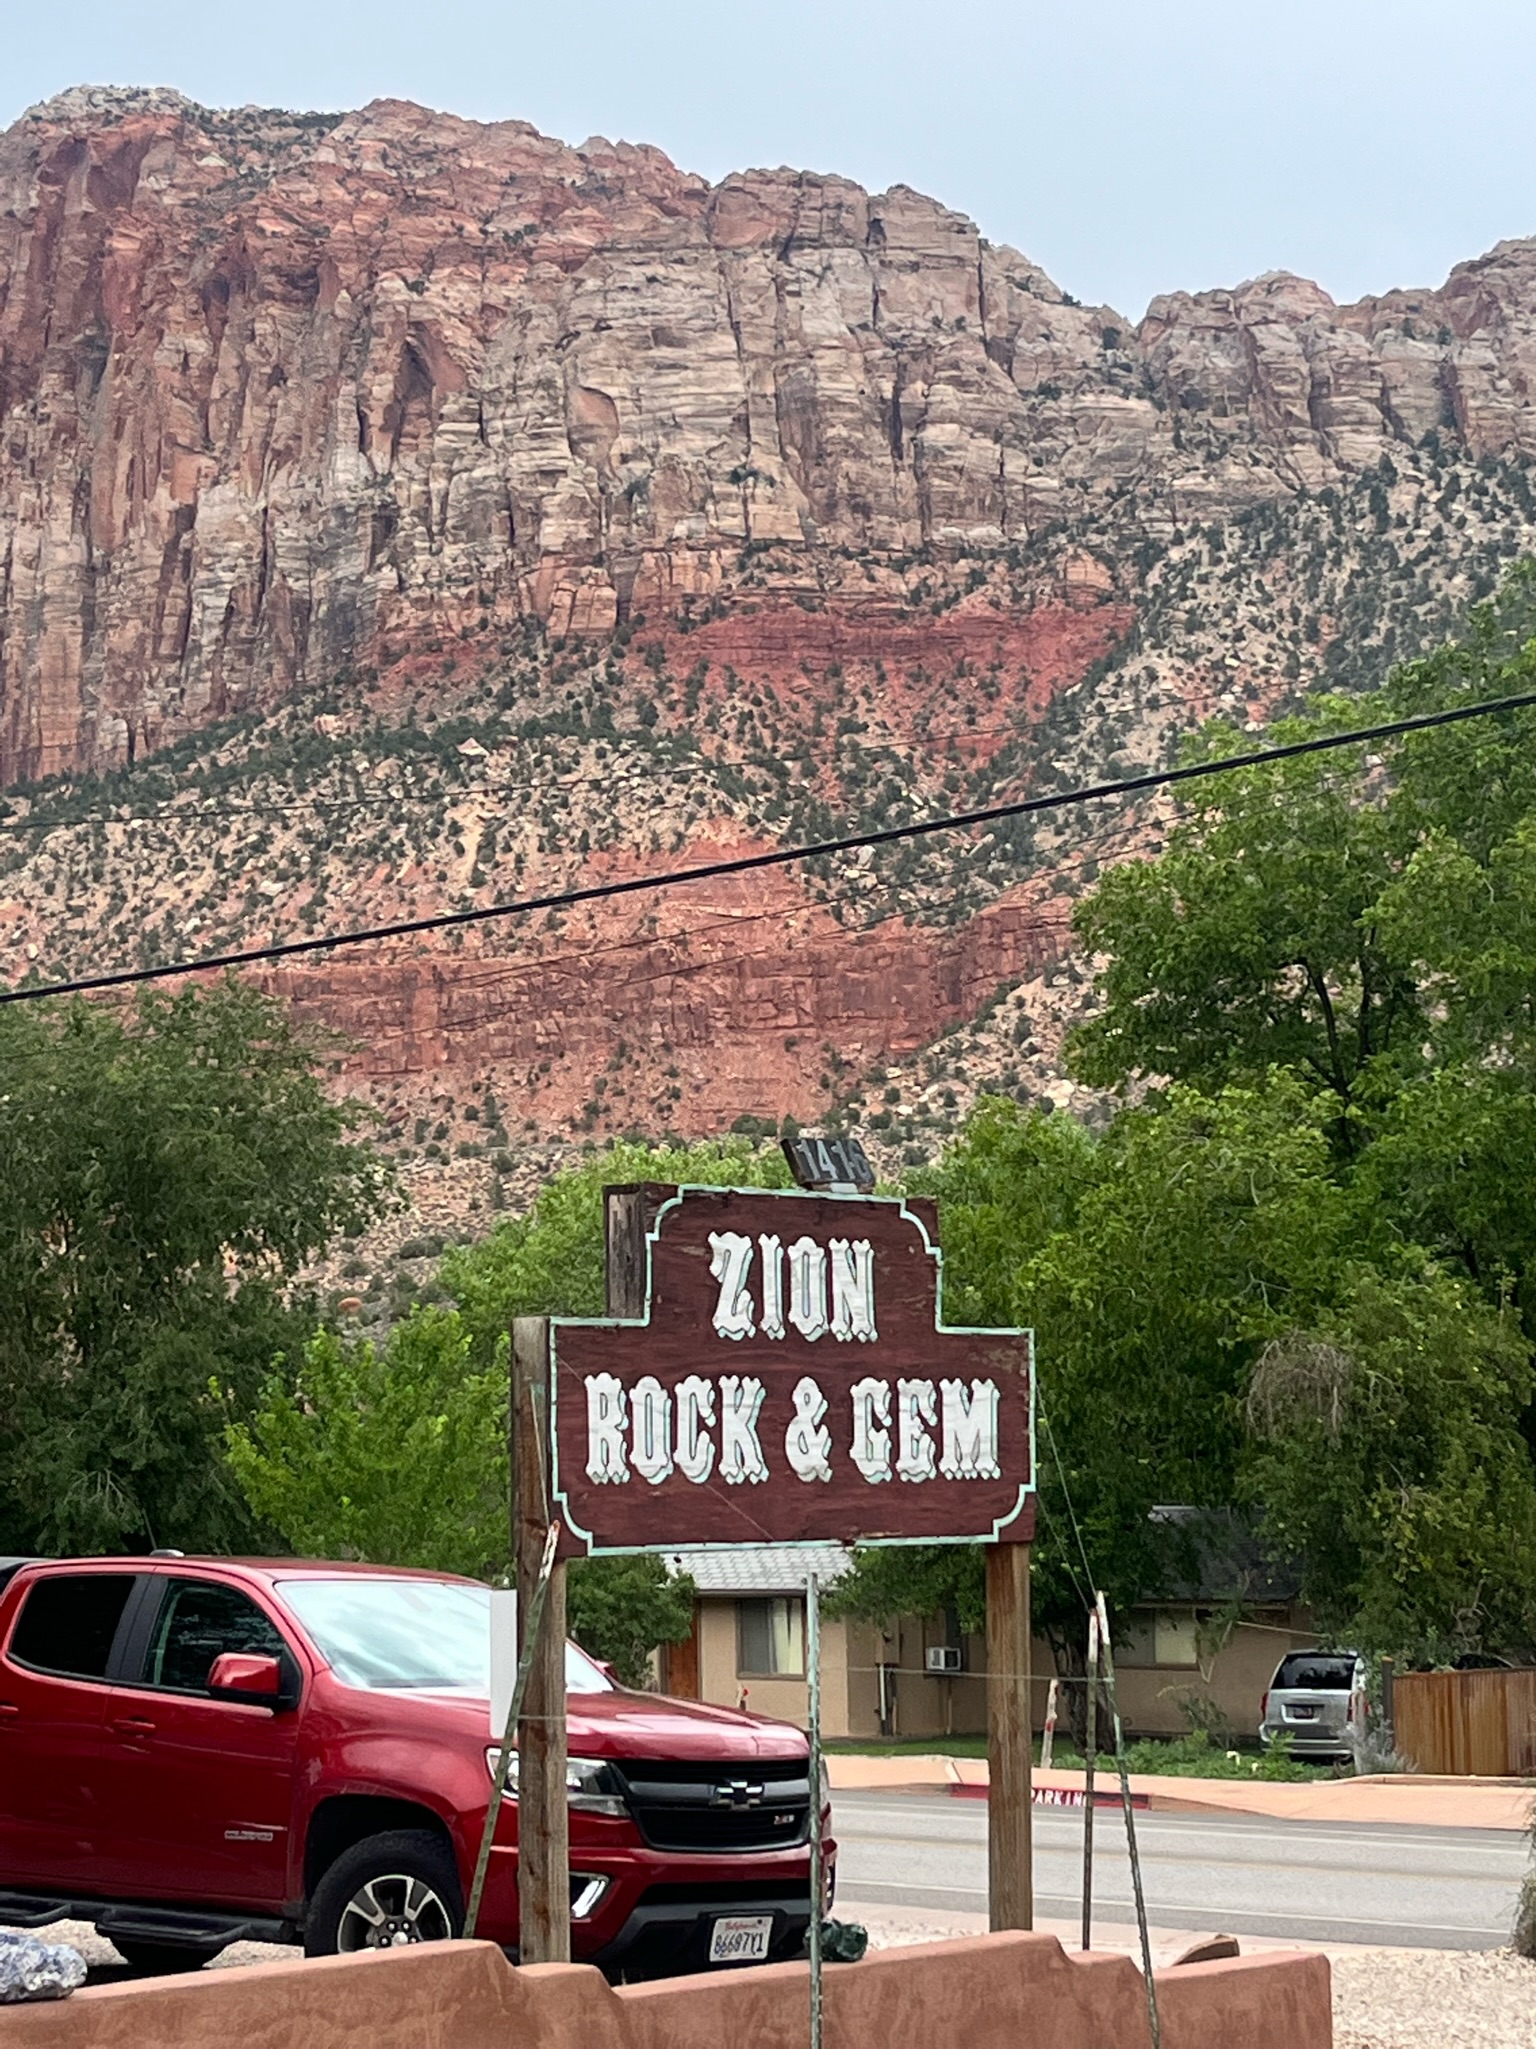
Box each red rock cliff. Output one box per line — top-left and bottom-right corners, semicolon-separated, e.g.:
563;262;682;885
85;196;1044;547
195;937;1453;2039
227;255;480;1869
7;86;1536;783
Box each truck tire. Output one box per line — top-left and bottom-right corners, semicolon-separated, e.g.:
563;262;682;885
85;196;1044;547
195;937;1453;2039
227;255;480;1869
110;1940;222;1975
304;1828;464;1956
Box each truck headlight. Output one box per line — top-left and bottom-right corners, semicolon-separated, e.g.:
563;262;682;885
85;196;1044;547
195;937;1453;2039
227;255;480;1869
486;1745;519;1792
484;1747;625;1817
566;1756;627;1817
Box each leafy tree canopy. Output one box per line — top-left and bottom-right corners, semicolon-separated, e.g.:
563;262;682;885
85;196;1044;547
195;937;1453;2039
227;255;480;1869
0;979;390;1555
226;1137;789;1678
833;1087;1367;1663
1071;566;1536;1325
1246;1259;1536;1659
838;567;1536;1674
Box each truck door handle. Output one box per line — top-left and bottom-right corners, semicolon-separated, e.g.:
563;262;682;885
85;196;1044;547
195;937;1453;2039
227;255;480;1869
0;1702;18;1720
112;1716;156;1738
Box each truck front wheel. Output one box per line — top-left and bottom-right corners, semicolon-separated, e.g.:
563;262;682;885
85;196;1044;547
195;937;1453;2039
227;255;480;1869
304;1829;464;1956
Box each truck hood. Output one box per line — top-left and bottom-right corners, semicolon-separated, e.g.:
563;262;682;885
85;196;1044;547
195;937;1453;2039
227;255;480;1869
411;1686;808;1761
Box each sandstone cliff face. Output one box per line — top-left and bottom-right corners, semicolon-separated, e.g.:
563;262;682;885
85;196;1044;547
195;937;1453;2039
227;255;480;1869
7;86;1536;785
7;87;1536;1265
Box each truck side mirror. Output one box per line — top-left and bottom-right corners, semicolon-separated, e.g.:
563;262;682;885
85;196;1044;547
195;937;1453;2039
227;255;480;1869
208;1651;289;1709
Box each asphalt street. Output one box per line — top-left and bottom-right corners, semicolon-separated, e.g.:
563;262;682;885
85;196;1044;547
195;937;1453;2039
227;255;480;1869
832;1790;1527;1950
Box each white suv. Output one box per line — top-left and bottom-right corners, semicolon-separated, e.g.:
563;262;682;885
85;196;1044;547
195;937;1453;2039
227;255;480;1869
1260;1650;1367;1762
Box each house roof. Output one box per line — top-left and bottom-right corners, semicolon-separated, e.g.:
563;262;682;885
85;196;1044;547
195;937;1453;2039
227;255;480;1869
666;1544;852;1596
1148;1506;1302;1605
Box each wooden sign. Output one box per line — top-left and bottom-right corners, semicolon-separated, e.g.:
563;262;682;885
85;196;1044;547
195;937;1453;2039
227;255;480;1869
551;1186;1034;1554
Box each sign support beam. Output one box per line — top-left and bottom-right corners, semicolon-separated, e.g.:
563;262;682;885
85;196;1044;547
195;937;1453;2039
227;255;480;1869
806;1569;825;2049
512;1314;570;1963
986;1538;1033;1930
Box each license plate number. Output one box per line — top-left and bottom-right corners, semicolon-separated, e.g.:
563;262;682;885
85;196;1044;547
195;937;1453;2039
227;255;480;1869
709;1914;774;1964
1290;1705;1317;1719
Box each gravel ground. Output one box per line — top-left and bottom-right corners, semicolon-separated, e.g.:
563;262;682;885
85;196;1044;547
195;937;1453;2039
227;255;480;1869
46;1920;291;1981
36;1914;1536;2045
1331;1948;1536;2049
858;1905;1536;2048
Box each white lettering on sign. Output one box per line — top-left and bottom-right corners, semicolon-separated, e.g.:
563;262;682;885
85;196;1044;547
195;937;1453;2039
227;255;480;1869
579;1371;1007;1491
675;1374;716;1484
939;1378;1002;1479
631;1375;674;1485
719;1374;770;1485
895;1378;939;1483
706;1230;878;1345
585;1372;630;1483
849;1376;893;1483
759;1234;786;1340
709;1232;756;1341
787;1236;829;1343
829;1237;877;1342
785;1375;833;1483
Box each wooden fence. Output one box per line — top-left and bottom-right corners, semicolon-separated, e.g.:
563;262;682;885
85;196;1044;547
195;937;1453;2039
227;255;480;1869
1394;1666;1536;1775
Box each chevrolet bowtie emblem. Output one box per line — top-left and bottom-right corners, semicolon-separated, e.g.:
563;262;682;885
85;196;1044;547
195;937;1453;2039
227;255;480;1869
711;1779;765;1809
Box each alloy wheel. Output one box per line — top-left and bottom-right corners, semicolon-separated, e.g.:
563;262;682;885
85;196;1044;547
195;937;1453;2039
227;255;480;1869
335;1872;455;1951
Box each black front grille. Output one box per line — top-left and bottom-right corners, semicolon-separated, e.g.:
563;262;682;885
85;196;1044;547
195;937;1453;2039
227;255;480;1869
613;1759;811;1854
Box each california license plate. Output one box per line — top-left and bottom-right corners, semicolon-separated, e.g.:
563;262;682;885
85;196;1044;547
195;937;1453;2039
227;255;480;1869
709;1914;774;1964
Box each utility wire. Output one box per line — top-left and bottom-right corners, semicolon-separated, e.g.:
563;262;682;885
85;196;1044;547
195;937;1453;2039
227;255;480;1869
1039;1401;1100;1617
3;688;1532;1007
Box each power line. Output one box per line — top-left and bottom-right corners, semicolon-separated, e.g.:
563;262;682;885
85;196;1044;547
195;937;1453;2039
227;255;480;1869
3;688;1532;1008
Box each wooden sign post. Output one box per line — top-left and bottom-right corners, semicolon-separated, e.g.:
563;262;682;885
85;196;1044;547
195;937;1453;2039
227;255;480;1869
511;1316;570;1963
986;1539;1033;1929
512;1179;1037;1962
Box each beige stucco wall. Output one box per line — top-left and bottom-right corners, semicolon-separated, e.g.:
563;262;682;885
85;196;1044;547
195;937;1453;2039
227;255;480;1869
692;1599;1000;1738
695;1599;854;1732
1112;1613;1319;1741
687;1595;1320;1744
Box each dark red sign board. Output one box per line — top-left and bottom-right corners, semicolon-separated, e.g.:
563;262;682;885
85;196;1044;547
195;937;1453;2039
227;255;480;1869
551;1187;1034;1554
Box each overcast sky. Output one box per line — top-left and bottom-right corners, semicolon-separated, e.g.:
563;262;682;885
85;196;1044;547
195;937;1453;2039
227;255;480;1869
7;0;1536;318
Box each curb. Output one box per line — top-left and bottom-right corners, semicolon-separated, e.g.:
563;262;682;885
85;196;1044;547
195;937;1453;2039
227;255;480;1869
949;1783;1150;1810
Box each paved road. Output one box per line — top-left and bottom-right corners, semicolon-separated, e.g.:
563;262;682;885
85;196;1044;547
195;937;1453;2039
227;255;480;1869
832;1791;1527;1950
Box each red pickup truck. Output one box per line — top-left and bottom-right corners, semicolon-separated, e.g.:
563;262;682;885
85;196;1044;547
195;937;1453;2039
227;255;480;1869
0;1555;832;1978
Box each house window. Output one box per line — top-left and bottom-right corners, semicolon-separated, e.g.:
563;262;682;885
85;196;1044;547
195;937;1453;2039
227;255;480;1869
737;1597;805;1676
1113;1613;1157;1668
1112;1609;1200;1668
1153;1611;1200;1667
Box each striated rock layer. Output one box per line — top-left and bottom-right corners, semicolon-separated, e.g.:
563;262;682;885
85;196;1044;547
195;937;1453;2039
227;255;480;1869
9;87;1536;1250
258;863;1075;1132
6;86;1536;783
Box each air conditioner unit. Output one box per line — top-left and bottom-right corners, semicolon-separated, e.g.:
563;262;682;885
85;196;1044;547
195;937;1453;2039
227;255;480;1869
926;1646;962;1675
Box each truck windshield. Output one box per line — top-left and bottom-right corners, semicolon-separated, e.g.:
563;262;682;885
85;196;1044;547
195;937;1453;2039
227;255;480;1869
277;1577;613;1694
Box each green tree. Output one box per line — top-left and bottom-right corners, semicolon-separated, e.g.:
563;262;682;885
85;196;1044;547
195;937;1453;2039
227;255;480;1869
1070;565;1536;1316
226;1137;788;1679
227;1311;508;1577
834;1084;1369;1725
1070;702;1418;1122
1246;1260;1536;1659
566;1556;697;1689
0;979;389;1555
1049;565;1536;1656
